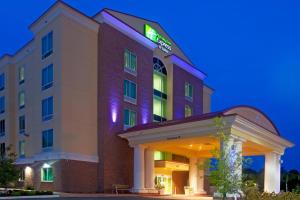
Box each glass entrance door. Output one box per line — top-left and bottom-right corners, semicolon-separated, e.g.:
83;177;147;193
155;174;172;194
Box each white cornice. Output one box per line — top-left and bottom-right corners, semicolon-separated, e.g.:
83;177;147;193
15;151;99;165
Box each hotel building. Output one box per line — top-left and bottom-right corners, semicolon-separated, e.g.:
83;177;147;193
0;1;293;195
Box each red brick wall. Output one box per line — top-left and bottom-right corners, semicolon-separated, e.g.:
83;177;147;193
172;65;204;120
22;159;98;193
97;23;153;192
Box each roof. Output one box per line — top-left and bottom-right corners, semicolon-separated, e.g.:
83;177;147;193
122;105;281;136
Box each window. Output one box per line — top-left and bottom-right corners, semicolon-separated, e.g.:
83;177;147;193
19;91;25;109
0;73;4;91
124;49;137;74
42;31;53;59
19;115;25;135
42;64;53;90
41;165;53;182
0;143;5;158
153;58;167;122
0;96;4;114
19;169;25;182
124;109;136;130
42;129;53;149
124;80;137;104
185;82;193;101
0;120;5;137
19;140;25;158
42;97;53;121
19;66;25;84
185;105;192;117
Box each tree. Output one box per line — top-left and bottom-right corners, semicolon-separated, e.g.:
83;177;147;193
0;145;21;189
199;117;251;200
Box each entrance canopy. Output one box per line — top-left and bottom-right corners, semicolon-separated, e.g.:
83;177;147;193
120;106;293;157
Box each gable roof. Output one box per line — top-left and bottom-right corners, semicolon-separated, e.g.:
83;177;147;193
95;8;194;65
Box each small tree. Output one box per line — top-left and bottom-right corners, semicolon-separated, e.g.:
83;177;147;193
199;117;251;200
0;145;21;189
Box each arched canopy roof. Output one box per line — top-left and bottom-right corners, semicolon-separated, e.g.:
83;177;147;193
223;106;280;136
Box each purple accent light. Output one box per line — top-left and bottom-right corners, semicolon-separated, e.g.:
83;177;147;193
101;11;157;50
169;54;207;80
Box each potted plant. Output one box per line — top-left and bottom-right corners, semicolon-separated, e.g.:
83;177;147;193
155;183;165;195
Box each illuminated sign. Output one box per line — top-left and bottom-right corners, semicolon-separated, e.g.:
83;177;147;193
144;24;172;53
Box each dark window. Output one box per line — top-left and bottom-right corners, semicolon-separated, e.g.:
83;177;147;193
0;120;5;137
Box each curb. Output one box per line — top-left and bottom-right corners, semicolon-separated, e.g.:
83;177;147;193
0;195;60;199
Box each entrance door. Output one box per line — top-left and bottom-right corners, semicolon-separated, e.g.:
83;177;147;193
155;175;172;194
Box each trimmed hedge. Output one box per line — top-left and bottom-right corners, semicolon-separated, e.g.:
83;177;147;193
0;190;53;197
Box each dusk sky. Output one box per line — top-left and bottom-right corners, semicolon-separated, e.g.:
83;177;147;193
1;0;299;170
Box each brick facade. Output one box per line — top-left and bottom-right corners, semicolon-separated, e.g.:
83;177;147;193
172;64;204;120
97;23;153;192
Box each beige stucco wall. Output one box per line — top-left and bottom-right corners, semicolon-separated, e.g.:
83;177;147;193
1;11;99;160
59;14;98;156
203;85;213;114
0;56;17;153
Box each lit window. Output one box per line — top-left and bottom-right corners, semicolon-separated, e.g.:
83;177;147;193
124;49;137;74
42;64;53;90
185;105;192;117
0;74;4;91
0;96;4;114
19;91;25;109
185;82;193;101
42;97;53;121
153;58;167;122
0;120;5;137
42;129;53;149
41;31;53;59
19;115;25;135
41;165;53;182
19;140;25;158
124;109;136;130
0;143;5;158
124;80;137;104
19;66;25;84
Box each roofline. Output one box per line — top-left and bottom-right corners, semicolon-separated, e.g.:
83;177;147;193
96;8;196;66
28;0;99;30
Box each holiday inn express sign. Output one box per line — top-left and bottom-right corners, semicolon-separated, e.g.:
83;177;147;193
144;24;172;53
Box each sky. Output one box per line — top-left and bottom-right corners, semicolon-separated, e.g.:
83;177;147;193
0;0;299;171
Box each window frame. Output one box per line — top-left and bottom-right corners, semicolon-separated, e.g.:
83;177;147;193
18;91;25;109
0;96;5;114
0;119;5;137
19;115;25;135
41;167;54;182
42;129;53;150
185;82;193;102
41;64;53;90
0;73;5;91
124;79;137;104
41;31;53;60
123;109;137;130
42;96;53;121
18;66;25;85
124;49;137;75
185;105;193;118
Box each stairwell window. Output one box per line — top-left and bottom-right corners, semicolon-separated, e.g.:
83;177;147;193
19;115;25;135
19;66;25;84
124;49;137;75
41;31;53;59
19;91;25;109
185;105;192;117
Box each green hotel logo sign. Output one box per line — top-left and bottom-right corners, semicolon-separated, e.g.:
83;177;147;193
144;24;172;53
